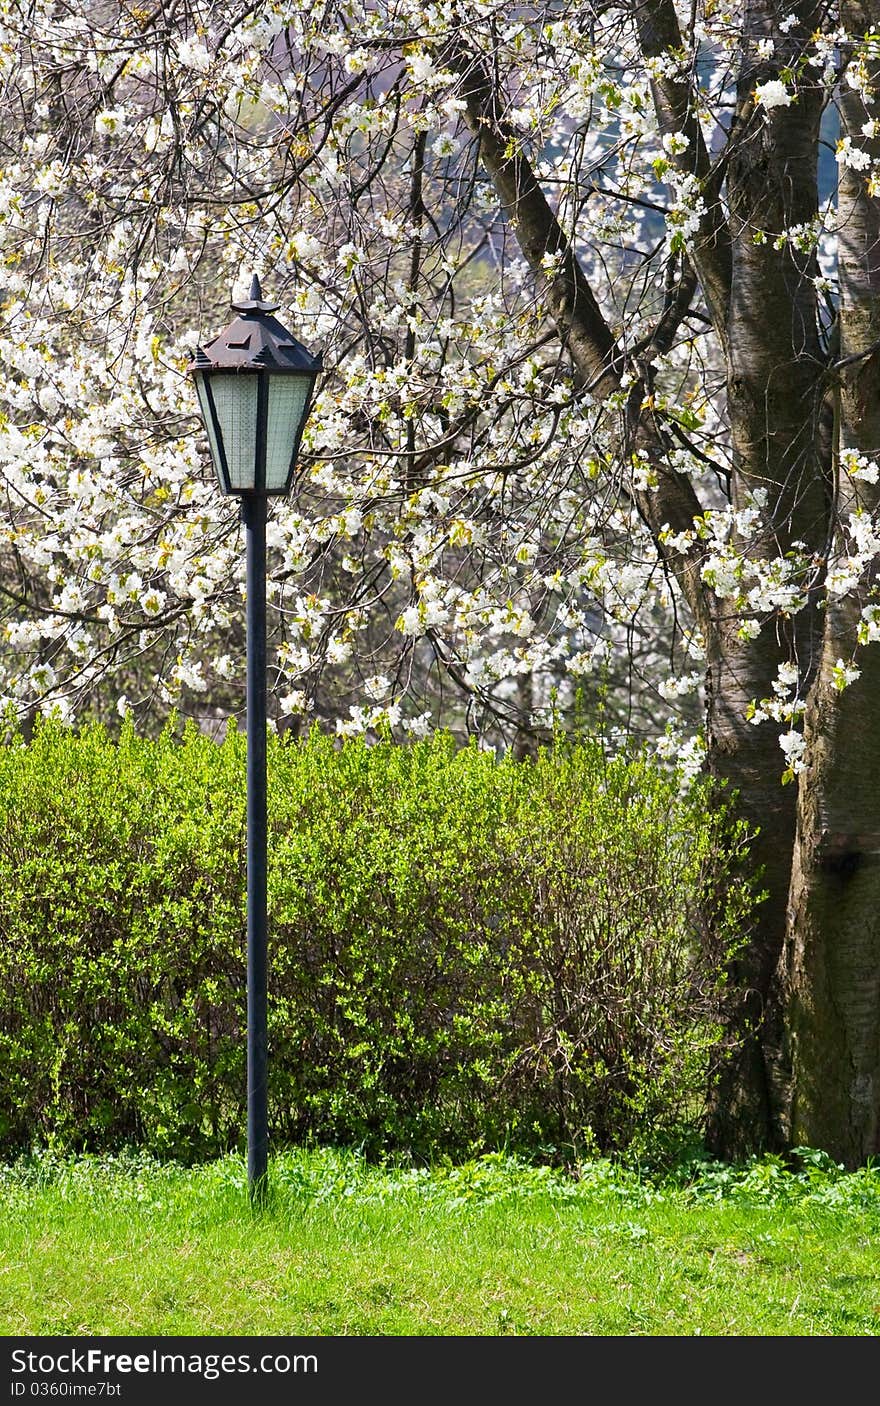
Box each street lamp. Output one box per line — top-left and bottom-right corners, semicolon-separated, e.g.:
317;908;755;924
189;276;321;1202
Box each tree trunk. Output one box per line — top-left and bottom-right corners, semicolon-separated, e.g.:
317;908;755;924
774;12;880;1164
779;645;880;1165
703;2;828;1157
704;638;800;1156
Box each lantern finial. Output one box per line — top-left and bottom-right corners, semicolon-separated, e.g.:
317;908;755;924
230;275;279;316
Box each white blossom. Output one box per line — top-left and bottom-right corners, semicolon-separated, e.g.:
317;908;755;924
364;674;391;700
661;130;690;156
836;137;872;171
398;607;424;637
754;80;794;110
176;38;212;71
141;589;166;616
831;658;861;691
779;728;806;774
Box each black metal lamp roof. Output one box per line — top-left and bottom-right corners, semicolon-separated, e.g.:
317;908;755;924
189;276;323;374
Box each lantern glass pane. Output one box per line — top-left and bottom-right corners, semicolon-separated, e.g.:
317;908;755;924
210;374;259;490
194;374;227;491
265;374;312;491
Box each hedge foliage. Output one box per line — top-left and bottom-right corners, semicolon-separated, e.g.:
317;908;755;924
0;720;758;1162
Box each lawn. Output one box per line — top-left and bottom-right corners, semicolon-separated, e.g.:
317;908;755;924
1;1148;878;1336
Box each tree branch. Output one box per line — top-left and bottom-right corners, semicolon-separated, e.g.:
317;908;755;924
447;42;621;398
634;0;732;345
445;42;714;636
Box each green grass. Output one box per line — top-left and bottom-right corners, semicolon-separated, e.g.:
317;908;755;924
1;1148;879;1336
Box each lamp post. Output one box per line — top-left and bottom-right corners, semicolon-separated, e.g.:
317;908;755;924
189;276;321;1202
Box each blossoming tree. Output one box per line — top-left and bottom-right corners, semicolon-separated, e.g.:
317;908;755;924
1;0;879;1163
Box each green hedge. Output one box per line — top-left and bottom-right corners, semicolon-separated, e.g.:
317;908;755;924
0;719;757;1162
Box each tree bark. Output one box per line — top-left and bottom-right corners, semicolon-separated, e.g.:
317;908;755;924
774;9;880;1165
700;2;829;1157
